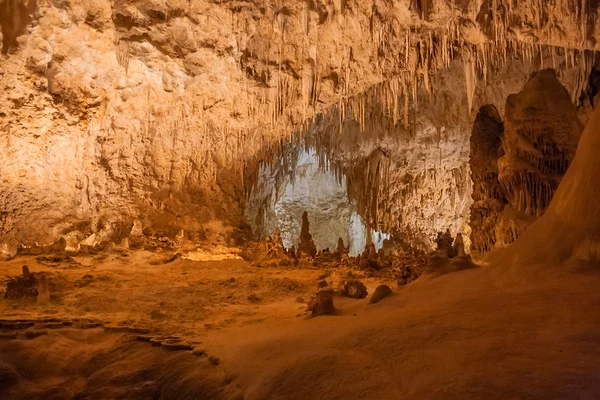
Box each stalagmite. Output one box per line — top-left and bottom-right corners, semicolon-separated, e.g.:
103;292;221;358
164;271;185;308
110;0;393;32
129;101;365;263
463;51;477;113
37;274;50;306
297;211;317;259
453;233;465;257
435;229;456;258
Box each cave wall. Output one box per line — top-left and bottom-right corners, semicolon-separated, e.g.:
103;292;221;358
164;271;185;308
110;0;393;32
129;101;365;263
469;104;506;260
0;0;598;252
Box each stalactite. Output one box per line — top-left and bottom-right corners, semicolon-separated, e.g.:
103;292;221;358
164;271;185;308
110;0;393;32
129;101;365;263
116;40;130;74
463;50;477;113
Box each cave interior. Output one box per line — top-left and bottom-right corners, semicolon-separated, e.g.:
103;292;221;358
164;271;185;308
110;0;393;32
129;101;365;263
2;1;600;399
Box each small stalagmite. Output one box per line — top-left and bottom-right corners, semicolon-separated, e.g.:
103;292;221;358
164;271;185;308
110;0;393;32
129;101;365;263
368;243;377;261
343;280;368;299
454;233;465;257
288;245;297;260
130;220;144;237
369;285;392;304
435;229;455;258
37;274;50;306
336;237;349;257
309;290;336;317
272;228;285;255
297;211;317;259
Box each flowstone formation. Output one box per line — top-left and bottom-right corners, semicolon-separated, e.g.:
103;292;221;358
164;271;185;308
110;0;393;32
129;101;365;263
500;69;583;219
469;69;583;259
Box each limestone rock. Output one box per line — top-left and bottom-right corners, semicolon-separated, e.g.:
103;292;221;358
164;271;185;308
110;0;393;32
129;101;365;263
334;237;350;259
43;237;67;254
500;69;582;218
272;228;284;251
103;242;116;253
450;255;477;271
308;290;336;317
396;259;425;286
244;229;294;268
0;0;592;256
369;285;392;304
0;362;20;390
342;280;368;299
426;251;451;272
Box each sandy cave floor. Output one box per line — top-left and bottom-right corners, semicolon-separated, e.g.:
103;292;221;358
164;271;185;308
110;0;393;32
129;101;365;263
0;251;600;399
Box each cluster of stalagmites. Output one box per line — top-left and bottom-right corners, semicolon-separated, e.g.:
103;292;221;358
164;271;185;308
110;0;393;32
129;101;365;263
306;280;394;317
4;219;188;263
244;210;451;289
303;226;474;318
435;229;466;259
425;229;476;274
469;69;583;260
4;265;50;305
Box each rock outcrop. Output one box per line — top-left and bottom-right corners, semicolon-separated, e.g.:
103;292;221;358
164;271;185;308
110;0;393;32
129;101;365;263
369;285;392;304
342;280;368;299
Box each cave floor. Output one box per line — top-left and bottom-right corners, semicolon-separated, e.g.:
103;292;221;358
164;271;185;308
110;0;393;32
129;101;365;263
0;251;398;337
1;251;600;399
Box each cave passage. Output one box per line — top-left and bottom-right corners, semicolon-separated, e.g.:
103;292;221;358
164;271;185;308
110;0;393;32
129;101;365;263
247;147;389;256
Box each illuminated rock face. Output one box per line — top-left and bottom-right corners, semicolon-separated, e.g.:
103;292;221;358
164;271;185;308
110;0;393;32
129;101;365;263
0;0;595;249
469;70;583;260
